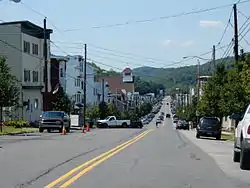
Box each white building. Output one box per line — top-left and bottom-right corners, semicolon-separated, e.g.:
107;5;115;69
51;55;110;108
65;55;96;106
0;21;52;121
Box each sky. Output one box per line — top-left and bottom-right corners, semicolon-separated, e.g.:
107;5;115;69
1;0;250;71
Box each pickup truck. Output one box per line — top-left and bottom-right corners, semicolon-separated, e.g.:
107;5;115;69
233;104;250;170
97;116;131;128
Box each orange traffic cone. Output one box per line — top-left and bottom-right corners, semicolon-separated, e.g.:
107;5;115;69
62;126;67;135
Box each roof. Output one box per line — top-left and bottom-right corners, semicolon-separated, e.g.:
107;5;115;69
0;20;53;39
123;67;132;73
51;55;68;62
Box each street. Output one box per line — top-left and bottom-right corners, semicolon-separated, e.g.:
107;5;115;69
0;99;250;188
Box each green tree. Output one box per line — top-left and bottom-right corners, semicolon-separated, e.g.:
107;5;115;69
135;77;164;95
220;69;246;115
139;102;153;116
198;62;247;120
240;57;250;103
52;86;71;114
107;103;121;118
88;104;100;119
99;101;108;119
198;64;227;119
0;57;19;130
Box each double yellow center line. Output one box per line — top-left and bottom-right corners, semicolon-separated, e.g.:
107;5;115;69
45;129;153;188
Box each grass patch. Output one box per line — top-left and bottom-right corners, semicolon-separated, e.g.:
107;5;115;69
221;133;234;141
0;126;38;135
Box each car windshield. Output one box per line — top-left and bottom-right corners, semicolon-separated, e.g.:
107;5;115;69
201;118;219;126
105;116;112;120
42;112;64;118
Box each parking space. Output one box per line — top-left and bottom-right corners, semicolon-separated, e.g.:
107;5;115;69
180;130;250;184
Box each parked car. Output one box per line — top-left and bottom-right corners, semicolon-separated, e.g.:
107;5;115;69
232;104;250;170
196;117;221;140
39;111;71;133
97;116;131;128
131;120;143;129
156;118;162;125
176;120;189;130
159;115;164;121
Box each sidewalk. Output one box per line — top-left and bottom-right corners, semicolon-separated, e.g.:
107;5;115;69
179;130;250;184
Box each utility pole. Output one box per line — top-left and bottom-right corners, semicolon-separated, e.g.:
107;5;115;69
102;79;104;102
43;18;48;111
83;44;87;129
212;45;216;73
196;59;200;124
233;4;239;63
197;59;200;102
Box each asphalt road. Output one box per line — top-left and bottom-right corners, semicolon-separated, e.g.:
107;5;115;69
0;97;249;188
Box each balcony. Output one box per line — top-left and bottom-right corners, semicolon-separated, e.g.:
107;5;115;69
22;81;44;89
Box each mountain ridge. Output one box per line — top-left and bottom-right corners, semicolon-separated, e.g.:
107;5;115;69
133;56;234;92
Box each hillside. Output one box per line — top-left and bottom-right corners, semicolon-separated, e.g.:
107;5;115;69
133;57;234;93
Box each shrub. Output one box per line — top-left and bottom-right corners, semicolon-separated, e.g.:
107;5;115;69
4;120;29;128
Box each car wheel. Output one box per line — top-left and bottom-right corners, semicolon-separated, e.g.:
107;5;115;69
240;141;250;170
39;127;44;133
196;133;200;139
59;127;63;133
66;127;70;133
216;134;221;140
122;122;127;128
233;150;240;162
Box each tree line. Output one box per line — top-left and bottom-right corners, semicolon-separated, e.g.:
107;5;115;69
176;54;250;122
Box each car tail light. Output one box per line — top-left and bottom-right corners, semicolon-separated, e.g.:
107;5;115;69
247;125;250;134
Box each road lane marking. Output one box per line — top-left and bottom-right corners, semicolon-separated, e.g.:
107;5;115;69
60;129;153;187
45;129;152;188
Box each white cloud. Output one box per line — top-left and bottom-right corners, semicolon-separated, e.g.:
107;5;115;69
162;39;194;47
199;20;223;28
179;40;194;47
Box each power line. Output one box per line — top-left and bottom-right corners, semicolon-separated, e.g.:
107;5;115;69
53;41;176;63
52;41;229;69
217;8;233;46
228;22;250;45
20;2;65;36
62;0;250;30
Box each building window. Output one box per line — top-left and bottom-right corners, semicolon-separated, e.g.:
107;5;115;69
60;68;64;77
32;43;38;55
24;70;31;82
81;81;84;90
79;61;83;72
75;78;80;87
76;94;80;102
34;99;38;109
23;41;30;53
32;71;38;82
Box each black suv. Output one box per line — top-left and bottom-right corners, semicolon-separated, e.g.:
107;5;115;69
196;117;221;140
